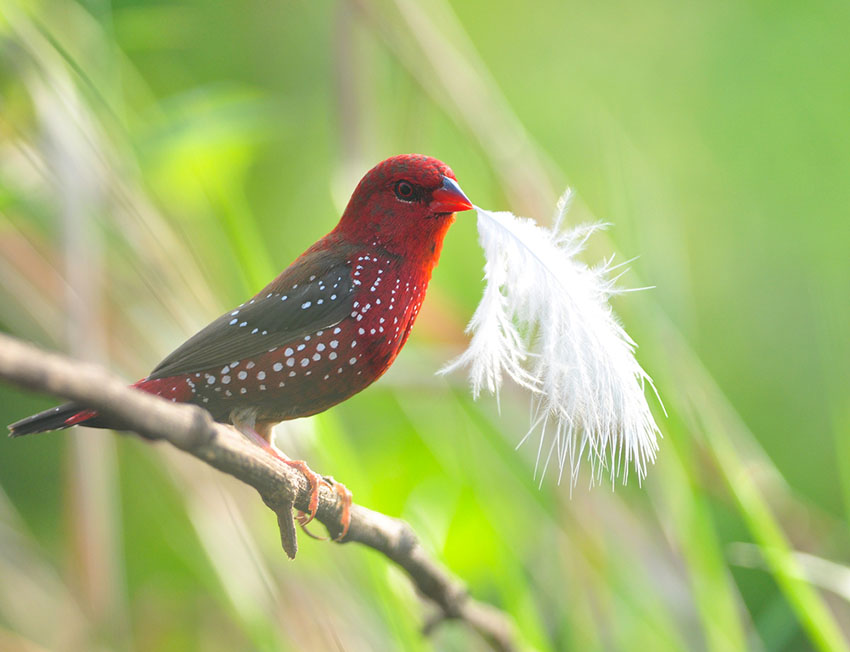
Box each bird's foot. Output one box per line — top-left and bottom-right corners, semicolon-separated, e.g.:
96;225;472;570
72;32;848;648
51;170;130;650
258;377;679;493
281;457;324;525
296;477;351;541
329;478;352;541
235;423;351;541
236;424;325;524
325;477;352;541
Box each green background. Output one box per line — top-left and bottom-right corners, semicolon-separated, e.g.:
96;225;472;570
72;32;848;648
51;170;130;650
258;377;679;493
0;0;848;649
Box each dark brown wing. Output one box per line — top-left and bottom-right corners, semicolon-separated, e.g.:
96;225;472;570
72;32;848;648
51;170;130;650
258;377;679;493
149;246;355;379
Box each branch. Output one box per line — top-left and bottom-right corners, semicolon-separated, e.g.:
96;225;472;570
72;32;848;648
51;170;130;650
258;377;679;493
0;333;518;651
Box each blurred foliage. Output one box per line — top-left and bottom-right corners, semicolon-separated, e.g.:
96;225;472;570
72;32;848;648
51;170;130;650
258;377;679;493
0;0;848;650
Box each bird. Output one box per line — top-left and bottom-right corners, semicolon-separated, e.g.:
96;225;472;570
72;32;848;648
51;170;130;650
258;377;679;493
8;153;474;539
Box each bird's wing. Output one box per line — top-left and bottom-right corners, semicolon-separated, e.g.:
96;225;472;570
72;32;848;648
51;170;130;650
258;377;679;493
149;246;356;379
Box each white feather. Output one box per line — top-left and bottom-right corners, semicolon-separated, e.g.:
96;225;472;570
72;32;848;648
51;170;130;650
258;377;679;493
440;191;662;487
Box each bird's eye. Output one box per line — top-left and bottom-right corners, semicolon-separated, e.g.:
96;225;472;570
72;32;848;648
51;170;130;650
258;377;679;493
394;180;416;201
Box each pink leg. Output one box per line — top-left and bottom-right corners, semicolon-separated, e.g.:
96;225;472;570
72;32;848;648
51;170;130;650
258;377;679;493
233;417;325;525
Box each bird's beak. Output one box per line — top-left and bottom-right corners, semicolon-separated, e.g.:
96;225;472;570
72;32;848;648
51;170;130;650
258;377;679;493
430;176;473;214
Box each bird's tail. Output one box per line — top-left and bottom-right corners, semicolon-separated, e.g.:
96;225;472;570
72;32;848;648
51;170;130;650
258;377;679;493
7;403;109;437
8;376;193;437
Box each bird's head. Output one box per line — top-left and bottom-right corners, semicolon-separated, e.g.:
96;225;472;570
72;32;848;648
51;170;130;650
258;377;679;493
335;154;473;265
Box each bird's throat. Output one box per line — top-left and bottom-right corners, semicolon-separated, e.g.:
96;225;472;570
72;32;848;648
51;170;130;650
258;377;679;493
398;213;455;276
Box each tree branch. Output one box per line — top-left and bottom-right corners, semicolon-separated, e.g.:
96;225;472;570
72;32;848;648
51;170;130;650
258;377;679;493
0;333;518;651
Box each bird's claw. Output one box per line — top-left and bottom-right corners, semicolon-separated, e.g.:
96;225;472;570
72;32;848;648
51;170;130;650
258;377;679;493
281;458;326;525
294;477;351;541
330;480;352;541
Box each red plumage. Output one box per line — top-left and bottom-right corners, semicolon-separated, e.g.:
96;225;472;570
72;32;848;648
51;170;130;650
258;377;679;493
9;154;472;438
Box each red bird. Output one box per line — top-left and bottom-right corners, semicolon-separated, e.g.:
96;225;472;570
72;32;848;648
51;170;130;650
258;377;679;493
9;154;473;538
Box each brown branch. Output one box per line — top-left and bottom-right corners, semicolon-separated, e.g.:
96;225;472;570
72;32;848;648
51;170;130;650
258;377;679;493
0;333;518;651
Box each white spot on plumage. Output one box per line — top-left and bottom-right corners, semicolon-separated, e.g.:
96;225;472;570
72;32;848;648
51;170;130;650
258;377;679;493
349;357;357;365
329;352;337;360
286;358;295;367
257;371;266;380
284;347;293;356
222;375;231;384
300;358;309;367
297;344;306;351
273;362;283;372
330;340;338;348
229;318;238;325
302;301;312;309
238;371;247;380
